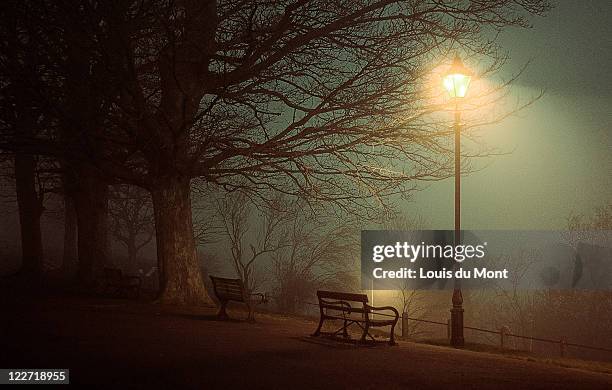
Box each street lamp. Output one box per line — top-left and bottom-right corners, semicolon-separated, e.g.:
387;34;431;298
443;54;472;348
443;56;472;98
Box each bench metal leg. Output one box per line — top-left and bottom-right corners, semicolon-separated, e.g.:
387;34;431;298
389;322;397;346
360;323;370;343
246;303;255;322
342;320;350;339
312;317;325;337
217;301;229;320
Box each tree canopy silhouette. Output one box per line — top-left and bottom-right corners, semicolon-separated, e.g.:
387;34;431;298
0;0;549;304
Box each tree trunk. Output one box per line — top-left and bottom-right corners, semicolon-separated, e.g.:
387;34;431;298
61;168;78;278
74;166;109;287
152;177;212;306
62;193;78;277
14;153;43;279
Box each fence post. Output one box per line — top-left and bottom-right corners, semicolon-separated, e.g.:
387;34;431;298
560;339;566;358
500;327;506;350
447;319;451;340
402;312;408;339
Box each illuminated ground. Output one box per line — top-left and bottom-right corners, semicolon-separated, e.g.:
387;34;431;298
2;293;611;388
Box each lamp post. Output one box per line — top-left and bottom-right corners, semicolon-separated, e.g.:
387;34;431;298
442;55;472;347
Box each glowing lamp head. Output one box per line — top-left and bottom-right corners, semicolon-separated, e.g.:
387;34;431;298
443;55;472;98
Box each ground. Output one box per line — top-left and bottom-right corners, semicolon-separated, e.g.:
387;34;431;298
2;292;611;388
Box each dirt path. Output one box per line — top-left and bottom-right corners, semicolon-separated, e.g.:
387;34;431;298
1;295;611;388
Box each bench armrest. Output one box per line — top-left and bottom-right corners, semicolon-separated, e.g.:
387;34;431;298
366;305;399;319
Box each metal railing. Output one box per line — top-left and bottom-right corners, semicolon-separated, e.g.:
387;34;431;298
401;314;612;358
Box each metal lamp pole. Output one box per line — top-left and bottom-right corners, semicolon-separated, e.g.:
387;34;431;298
450;107;464;347
442;55;471;347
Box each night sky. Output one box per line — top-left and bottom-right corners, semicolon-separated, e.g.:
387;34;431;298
405;0;612;229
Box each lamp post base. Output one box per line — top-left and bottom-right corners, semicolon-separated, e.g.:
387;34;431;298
450;306;465;347
450;288;464;347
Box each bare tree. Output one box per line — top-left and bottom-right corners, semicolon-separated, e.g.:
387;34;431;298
13;154;44;278
538;204;612;355
570;203;612;230
383;214;431;337
0;2;50;280
4;153;61;280
396;282;431;339
191;183;224;247
468;250;539;349
109;185;155;266
468;204;612;354
0;1;114;286
216;191;289;293
271;202;358;313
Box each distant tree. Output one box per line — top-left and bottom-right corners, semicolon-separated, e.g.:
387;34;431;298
216;191;290;294
109;185;155;266
396;283;431;339
473;204;612;354
468;250;538;349
191;184;224;247
0;2;50;280
2;153;61;280
544;203;612;355
0;1;113;286
567;202;612;231
271;203;358;313
383;215;431;337
13;155;44;278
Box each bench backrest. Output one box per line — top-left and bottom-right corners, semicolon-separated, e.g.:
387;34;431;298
316;290;369;316
317;290;368;303
210;276;246;302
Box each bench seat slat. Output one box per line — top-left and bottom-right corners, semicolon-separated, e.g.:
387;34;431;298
216;284;243;290
216;286;244;293
215;284;243;290
219;294;245;301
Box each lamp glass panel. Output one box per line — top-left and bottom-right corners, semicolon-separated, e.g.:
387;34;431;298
443;73;471;98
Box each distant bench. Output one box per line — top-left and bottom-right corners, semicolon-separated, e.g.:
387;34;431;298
102;267;141;298
209;276;267;321
312;290;399;345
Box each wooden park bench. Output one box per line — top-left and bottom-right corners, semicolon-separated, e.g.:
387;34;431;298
102;267;141;298
209;276;267;321
312;290;399;345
